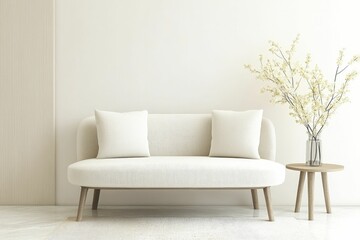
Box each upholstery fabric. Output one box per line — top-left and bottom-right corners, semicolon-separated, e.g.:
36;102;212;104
68;156;285;188
209;110;263;159
148;114;211;156
95;110;150;158
77;114;276;161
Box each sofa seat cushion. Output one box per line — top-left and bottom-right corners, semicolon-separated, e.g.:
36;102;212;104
68;156;285;188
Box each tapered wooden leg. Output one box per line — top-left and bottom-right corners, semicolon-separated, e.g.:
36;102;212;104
251;189;259;209
263;187;274;221
92;189;101;210
295;171;306;212
307;172;315;220
76;187;89;221
321;172;331;213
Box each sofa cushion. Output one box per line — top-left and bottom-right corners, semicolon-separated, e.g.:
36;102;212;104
95;110;150;158
68;156;285;188
77;115;276;161
209;110;263;159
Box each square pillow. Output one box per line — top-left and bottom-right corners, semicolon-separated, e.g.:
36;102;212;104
95;110;150;158
209;110;263;159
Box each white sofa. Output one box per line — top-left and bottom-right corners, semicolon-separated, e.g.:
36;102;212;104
68;114;285;221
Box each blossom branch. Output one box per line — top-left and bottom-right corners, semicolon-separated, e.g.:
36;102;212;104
245;36;358;139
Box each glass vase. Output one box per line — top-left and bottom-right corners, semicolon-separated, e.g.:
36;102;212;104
306;134;322;166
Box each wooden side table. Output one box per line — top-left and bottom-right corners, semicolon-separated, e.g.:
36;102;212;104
286;163;344;220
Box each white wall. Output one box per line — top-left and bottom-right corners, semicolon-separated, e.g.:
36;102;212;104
56;0;360;205
0;0;55;204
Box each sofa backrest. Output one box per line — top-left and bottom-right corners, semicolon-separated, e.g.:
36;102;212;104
77;114;276;161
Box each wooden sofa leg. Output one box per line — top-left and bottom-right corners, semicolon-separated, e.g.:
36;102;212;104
263;187;274;221
251;189;259;209
76;187;89;221
92;189;101;210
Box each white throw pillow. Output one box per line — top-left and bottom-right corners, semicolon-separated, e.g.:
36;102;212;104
209;110;263;159
95;110;150;158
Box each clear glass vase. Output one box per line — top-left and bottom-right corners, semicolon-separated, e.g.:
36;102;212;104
306;134;322;166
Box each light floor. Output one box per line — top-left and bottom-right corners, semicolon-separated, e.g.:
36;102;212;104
0;205;359;240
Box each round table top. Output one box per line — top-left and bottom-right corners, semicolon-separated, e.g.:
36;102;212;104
286;163;344;172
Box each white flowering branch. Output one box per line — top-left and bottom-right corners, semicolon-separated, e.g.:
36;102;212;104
245;36;359;139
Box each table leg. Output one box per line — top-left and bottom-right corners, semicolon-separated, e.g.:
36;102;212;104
307;172;315;220
295;171;306;212
321;172;331;213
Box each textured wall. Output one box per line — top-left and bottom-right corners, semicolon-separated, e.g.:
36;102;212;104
56;0;360;205
0;0;54;204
